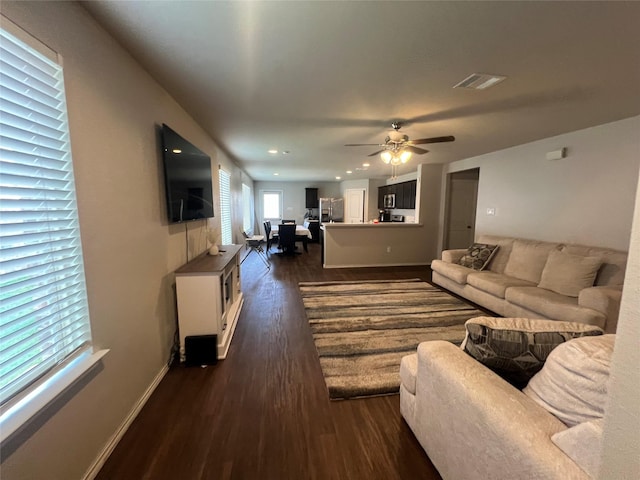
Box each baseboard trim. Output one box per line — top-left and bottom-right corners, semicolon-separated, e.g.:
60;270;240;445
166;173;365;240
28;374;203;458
323;262;430;269
82;364;169;480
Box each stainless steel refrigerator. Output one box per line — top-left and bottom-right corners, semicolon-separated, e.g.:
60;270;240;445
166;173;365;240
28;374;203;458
319;197;344;223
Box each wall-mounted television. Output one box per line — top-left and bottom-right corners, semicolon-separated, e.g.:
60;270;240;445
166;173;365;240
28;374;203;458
161;124;214;223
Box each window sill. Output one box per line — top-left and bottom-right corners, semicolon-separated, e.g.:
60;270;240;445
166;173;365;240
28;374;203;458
0;348;109;443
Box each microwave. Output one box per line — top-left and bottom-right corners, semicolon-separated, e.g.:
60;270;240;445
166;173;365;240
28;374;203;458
383;193;395;208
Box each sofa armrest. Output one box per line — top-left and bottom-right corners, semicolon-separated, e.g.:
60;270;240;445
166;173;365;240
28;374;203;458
413;341;589;480
578;285;623;333
441;248;467;263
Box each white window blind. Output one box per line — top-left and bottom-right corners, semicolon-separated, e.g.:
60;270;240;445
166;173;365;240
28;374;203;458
242;183;252;234
0;26;93;406
218;168;232;244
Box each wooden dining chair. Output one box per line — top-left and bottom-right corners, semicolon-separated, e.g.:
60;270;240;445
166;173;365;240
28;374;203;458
276;223;298;255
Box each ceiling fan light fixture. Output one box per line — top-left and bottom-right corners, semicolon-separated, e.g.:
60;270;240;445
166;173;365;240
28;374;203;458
381;151;393;164
400;150;412;163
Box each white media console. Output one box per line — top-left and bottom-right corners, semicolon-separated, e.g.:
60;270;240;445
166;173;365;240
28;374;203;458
175;244;244;361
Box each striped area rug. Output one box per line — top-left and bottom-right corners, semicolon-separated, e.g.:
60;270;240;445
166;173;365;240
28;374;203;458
299;279;486;399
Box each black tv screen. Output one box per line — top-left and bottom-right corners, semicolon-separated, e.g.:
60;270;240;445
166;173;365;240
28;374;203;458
161;124;214;223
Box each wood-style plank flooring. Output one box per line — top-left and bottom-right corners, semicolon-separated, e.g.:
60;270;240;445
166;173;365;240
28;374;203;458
96;243;443;480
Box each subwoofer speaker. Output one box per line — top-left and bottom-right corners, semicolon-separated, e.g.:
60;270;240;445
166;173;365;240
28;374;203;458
185;335;218;366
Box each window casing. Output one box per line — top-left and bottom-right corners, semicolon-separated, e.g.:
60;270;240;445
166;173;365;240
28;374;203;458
262;190;283;224
242;183;252;234
0;18;104;442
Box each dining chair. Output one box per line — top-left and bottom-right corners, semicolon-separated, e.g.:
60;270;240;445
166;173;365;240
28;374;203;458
276;223;298;255
281;219;296;224
240;230;270;268
263;221;275;253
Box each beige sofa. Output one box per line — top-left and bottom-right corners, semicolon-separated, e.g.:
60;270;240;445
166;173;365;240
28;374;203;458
400;338;607;480
431;235;627;333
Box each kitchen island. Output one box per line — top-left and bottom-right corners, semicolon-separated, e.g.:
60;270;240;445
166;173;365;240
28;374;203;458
321;222;432;268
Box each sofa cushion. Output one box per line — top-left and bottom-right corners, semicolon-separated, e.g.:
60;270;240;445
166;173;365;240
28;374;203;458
461;317;603;388
430;259;472;285
538;250;602;297
457;243;499;271
562;244;627;286
551;419;604;478
505;286;606;327
467;272;535;299
523;335;614;427
400;353;418;395
476;235;516;274
503;239;562;283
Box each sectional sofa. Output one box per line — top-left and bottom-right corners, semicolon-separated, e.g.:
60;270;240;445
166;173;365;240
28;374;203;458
431;235;627;333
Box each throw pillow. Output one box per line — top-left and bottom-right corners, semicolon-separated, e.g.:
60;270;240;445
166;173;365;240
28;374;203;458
457;243;499;271
461;317;603;388
523;334;615;427
538;250;602;297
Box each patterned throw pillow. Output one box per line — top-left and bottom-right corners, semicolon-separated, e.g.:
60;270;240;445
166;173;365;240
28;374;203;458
461;317;603;388
457;243;499;270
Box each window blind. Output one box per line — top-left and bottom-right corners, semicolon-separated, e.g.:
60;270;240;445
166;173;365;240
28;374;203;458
0;27;92;405
218;168;232;245
242;183;252;234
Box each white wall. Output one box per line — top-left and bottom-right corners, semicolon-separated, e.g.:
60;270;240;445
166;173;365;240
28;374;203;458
598;169;640;479
0;3;251;479
444;116;640;251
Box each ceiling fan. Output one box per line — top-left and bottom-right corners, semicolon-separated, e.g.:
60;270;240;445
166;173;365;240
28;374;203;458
345;122;455;165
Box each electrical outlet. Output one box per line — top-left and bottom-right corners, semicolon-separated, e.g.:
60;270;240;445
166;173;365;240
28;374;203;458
386;246;392;253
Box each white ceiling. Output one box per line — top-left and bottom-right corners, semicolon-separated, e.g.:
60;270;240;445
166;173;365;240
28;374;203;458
82;1;640;182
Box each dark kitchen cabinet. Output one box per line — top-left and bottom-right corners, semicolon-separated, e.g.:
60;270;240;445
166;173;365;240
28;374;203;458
378;180;417;209
305;188;318;208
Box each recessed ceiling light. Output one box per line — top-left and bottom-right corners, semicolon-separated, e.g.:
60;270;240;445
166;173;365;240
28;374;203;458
454;73;506;90
346;170;352;174
172;149;182;154
268;149;278;154
335;176;341;180
282;150;290;155
273;173;279;176
362;163;370;167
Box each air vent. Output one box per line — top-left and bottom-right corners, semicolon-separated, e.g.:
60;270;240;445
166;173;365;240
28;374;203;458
454;73;506;90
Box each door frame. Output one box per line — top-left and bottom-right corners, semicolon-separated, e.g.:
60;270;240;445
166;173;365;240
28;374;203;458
443;168;479;249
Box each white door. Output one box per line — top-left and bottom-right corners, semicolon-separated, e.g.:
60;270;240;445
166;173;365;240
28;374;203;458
345;188;365;223
446;176;478;249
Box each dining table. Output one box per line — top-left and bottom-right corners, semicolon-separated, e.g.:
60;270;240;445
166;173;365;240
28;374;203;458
271;224;312;252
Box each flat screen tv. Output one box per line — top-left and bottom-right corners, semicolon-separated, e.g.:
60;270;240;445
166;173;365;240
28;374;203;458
161;124;214;223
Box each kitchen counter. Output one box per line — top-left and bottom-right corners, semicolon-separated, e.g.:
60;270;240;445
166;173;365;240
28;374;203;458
321;222;430;268
321;222;421;228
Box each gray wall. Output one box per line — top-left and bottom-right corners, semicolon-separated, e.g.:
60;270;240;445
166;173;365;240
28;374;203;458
0;3;251;479
443;116;640;251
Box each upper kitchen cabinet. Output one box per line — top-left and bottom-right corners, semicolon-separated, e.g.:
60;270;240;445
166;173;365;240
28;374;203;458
378;180;417;209
305;188;318;208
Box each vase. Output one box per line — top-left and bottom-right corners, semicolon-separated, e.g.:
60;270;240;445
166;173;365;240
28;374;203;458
208;244;219;256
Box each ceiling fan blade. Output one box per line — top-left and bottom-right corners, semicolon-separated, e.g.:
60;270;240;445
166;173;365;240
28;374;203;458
405;146;429;155
367;149;386;157
345;143;383;147
408;135;455;145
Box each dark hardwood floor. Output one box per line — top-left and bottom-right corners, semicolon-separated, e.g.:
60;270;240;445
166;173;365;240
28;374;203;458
96;243;442;480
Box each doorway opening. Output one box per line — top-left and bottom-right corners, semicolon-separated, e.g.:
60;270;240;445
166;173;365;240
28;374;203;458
444;168;479;249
